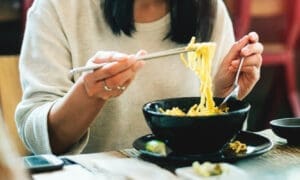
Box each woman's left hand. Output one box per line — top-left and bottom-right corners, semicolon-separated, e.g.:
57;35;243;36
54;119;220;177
213;32;264;99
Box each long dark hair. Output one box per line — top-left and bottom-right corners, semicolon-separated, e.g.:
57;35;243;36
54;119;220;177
103;0;216;44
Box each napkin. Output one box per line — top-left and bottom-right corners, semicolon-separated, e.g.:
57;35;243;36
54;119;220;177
32;165;96;180
91;158;178;180
175;163;250;180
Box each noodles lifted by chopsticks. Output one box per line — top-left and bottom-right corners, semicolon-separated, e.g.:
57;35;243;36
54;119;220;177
160;37;228;116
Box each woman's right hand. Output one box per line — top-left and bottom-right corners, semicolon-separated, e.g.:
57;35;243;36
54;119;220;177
49;50;145;154
82;50;145;100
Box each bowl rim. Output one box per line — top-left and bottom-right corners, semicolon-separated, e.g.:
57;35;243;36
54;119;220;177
143;96;251;117
270;118;300;128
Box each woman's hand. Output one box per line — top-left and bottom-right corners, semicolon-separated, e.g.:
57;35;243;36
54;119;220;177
82;50;145;100
213;32;264;99
48;50;145;154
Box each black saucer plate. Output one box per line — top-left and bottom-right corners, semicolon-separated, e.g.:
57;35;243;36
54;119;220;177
133;131;273;165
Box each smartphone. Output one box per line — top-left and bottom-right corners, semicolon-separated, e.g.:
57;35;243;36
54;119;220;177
23;154;64;173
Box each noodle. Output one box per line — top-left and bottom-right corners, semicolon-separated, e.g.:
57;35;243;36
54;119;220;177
160;37;228;116
229;140;247;153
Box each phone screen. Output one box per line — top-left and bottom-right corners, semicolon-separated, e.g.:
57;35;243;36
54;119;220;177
25;156;51;166
24;154;64;173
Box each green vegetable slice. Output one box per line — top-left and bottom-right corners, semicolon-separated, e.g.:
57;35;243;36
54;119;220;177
145;140;167;156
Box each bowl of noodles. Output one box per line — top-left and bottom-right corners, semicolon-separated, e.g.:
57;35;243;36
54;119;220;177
142;37;250;154
142;97;251;154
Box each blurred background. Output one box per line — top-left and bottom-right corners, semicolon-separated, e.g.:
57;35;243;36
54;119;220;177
0;0;21;54
0;0;299;156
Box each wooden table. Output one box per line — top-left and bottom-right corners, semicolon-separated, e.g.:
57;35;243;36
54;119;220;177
235;130;300;179
32;129;300;179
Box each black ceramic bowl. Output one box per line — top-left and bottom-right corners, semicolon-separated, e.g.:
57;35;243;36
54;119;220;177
270;118;300;145
142;97;251;154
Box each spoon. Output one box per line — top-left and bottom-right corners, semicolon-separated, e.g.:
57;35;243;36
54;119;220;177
219;57;245;108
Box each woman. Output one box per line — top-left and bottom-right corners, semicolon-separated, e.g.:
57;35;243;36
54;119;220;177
16;0;263;155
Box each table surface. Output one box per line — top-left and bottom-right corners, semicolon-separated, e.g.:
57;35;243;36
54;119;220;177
235;130;300;179
32;129;300;180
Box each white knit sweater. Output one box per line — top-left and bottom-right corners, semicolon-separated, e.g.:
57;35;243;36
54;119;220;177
16;0;234;154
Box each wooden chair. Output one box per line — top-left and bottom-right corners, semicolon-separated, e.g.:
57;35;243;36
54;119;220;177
0;56;27;155
224;0;251;39
225;0;300;127
0;0;34;155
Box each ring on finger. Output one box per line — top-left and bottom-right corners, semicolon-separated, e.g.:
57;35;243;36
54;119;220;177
117;86;126;91
103;80;113;91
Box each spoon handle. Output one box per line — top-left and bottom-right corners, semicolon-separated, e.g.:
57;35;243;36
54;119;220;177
234;57;245;86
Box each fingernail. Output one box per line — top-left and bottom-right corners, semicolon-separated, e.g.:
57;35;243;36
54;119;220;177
250;32;258;40
136;50;148;57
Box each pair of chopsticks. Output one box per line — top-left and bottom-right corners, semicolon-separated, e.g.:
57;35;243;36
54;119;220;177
70;47;189;75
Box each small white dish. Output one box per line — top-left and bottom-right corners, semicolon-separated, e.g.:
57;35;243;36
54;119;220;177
175;163;250;180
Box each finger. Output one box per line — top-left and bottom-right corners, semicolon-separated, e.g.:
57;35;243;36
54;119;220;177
92;51;128;64
134;50;147;69
83;74;113;99
98;80;122;99
95;81;113;100
245;54;263;68
241;65;260;74
101;78;130;98
226;35;250;60
131;54;145;72
116;78;133;92
93;58;137;81
230;54;262;69
241;42;264;57
228;64;260;85
83;71;128;99
135;49;148;57
229;62;261;74
240;66;261;83
104;71;133;89
85;51;127;69
132;61;145;71
248;31;259;43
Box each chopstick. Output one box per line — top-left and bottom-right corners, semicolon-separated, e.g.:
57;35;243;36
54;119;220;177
69;47;189;75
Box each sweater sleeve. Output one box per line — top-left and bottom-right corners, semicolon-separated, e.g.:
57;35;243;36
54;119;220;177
15;0;89;155
210;0;235;78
